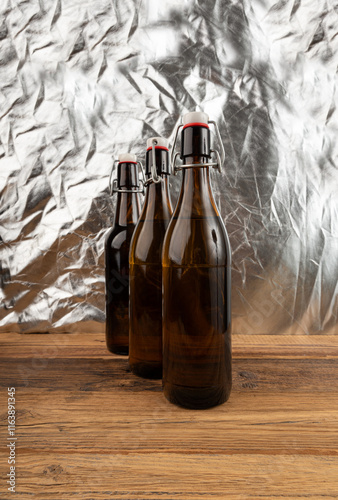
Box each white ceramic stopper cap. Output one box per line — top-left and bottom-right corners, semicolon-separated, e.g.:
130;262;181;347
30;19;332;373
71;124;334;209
118;153;137;163
146;137;169;149
183;111;209;126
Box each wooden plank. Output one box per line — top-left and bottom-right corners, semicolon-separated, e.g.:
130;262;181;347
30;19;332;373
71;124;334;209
0;390;337;455
1;357;337;393
1;333;338;358
0;453;337;499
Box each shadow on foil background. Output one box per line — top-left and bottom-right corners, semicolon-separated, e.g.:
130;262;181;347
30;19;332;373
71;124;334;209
0;0;337;334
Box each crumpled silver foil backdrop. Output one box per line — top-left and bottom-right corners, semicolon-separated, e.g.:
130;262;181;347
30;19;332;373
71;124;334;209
0;0;337;334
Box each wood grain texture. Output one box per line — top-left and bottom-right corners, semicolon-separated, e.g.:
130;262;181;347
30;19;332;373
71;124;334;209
0;333;338;499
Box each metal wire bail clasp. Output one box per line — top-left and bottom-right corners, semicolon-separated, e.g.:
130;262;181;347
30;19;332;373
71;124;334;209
170;122;183;175
144;139;162;186
171;118;225;175
109;159;146;195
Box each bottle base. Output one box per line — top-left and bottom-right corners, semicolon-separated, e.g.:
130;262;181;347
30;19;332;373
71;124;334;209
130;360;162;380
107;345;129;356
163;381;231;409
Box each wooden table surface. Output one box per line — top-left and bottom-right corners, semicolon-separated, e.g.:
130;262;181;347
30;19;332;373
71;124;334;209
1;332;338;499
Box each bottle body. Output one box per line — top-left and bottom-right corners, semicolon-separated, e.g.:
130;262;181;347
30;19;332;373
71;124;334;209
129;145;172;378
105;162;141;355
162;122;231;409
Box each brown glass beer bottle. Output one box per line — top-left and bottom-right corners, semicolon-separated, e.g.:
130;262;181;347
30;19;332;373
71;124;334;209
105;154;143;355
162;112;232;409
129;137;173;378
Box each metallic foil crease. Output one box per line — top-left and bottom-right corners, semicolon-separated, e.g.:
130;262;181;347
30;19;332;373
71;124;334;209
0;0;337;334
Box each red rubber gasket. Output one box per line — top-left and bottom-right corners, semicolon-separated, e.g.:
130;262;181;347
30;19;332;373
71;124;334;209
182;122;209;130
146;146;169;152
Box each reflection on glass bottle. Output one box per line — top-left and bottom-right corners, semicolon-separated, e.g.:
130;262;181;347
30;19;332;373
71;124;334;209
105;154;143;355
129;137;173;378
162;112;232;409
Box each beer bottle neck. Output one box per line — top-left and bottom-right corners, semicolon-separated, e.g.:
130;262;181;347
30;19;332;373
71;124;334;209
117;162;139;189
114;162;141;227
177;163;219;219
142;176;172;221
176;125;219;218
145;148;170;177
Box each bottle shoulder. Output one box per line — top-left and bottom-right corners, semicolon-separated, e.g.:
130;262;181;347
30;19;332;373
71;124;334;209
105;223;136;251
130;217;171;265
162;214;231;267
